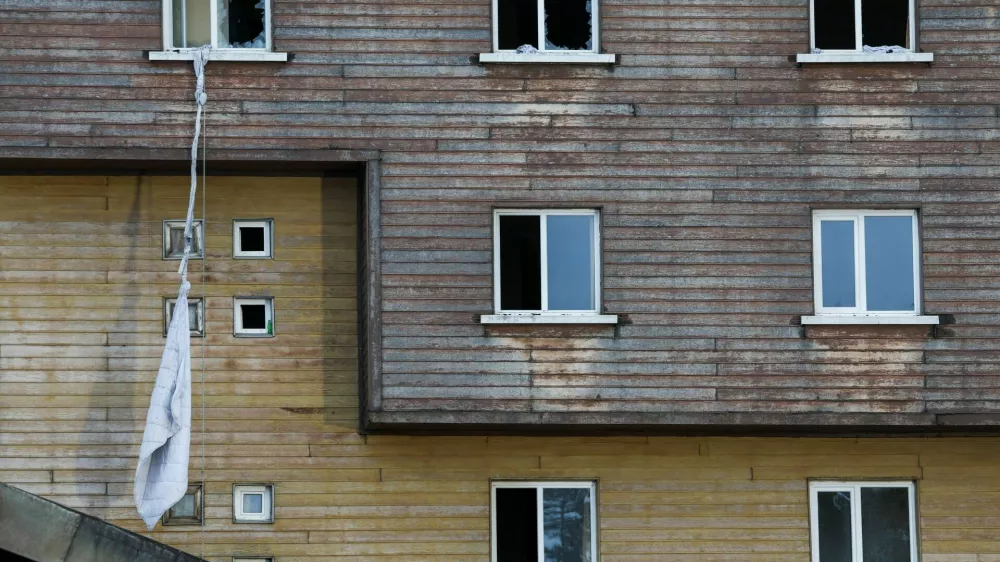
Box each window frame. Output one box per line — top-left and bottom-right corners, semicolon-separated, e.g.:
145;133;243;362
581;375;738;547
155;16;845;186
163;219;203;261
812;209;921;317
164;297;205;337
161;0;273;52
233;218;274;259
481;0;615;63
492;209;602;317
233;296;274;337
808;0;916;54
233;483;274;524
808;481;918;562
162;483;204;526
490;480;598;562
491;0;601;55
799;0;933;63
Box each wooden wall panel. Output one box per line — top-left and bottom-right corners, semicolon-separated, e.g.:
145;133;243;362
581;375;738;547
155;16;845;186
1;4;1000;418
2;179;999;559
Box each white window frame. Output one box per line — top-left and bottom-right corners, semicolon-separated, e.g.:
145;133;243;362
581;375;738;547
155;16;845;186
484;209;616;324
805;209;938;325
490;480;598;562
233;484;273;523
151;0;288;62
163;219;203;260
233;297;274;337
809;481;918;562
797;0;933;63
480;0;615;64
165;297;205;337
233;218;274;259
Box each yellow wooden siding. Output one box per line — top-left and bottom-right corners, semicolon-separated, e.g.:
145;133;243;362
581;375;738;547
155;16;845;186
0;176;998;561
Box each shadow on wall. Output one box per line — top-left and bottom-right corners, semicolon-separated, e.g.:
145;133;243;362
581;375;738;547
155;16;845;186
77;177;148;508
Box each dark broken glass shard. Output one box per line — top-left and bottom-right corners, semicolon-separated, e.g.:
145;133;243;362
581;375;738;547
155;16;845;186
814;0;857;50
545;0;592;50
498;0;539;50
229;0;266;48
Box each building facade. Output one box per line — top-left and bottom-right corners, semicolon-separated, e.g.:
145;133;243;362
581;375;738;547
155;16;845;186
1;0;999;561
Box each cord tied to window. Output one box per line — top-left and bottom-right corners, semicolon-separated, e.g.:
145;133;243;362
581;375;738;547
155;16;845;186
179;45;211;282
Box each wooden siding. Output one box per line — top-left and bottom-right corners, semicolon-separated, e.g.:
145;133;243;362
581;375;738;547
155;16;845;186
2;178;1000;560
2;0;1000;428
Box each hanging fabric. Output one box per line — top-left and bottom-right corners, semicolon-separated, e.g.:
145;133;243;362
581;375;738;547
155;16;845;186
134;46;210;531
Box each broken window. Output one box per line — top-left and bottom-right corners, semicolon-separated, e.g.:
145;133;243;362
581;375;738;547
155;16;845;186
811;0;915;53
495;210;600;314
493;482;597;562
234;297;273;337
166;0;270;50
494;0;597;53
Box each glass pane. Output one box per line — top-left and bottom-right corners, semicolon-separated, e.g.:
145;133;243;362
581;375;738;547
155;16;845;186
496;488;538;562
861;487;911;562
172;0;211;48
543;488;592;562
499;216;542;311
497;0;538;50
817;491;853;562
864;216;915;311
820;220;856;308
862;0;909;49
188;303;199;330
172;493;196;517
547;215;596;311
544;0;593;50
813;0;856;50
243;492;264;514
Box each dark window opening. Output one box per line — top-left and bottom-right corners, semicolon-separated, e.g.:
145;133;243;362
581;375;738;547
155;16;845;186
229;0;266;47
499;216;542;311
240;226;266;252
498;0;538;50
544;0;592;50
496;488;538;562
814;0;856;50
241;304;266;330
862;0;909;48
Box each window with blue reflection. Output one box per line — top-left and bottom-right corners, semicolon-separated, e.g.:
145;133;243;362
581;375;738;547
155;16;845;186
821;220;856;308
543;488;593;562
865;216;915;311
546;215;596;311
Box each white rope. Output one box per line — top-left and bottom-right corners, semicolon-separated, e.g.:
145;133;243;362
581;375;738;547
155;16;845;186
179;45;211;281
199;92;208;558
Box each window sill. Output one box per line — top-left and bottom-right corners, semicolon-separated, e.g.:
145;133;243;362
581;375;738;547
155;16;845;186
801;315;940;325
796;52;934;64
148;50;289;62
478;53;616;64
481;314;619;325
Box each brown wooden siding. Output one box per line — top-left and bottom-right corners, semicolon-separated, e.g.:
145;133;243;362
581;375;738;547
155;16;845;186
1;1;1000;428
2;178;1000;560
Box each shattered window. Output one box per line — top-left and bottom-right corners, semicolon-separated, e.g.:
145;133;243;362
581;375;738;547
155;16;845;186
811;0;914;53
495;0;596;52
167;0;269;50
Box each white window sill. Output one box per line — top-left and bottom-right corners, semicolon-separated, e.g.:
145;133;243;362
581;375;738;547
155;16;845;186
478;53;616;64
149;50;289;62
481;314;619;325
801;315;940;325
796;53;934;64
